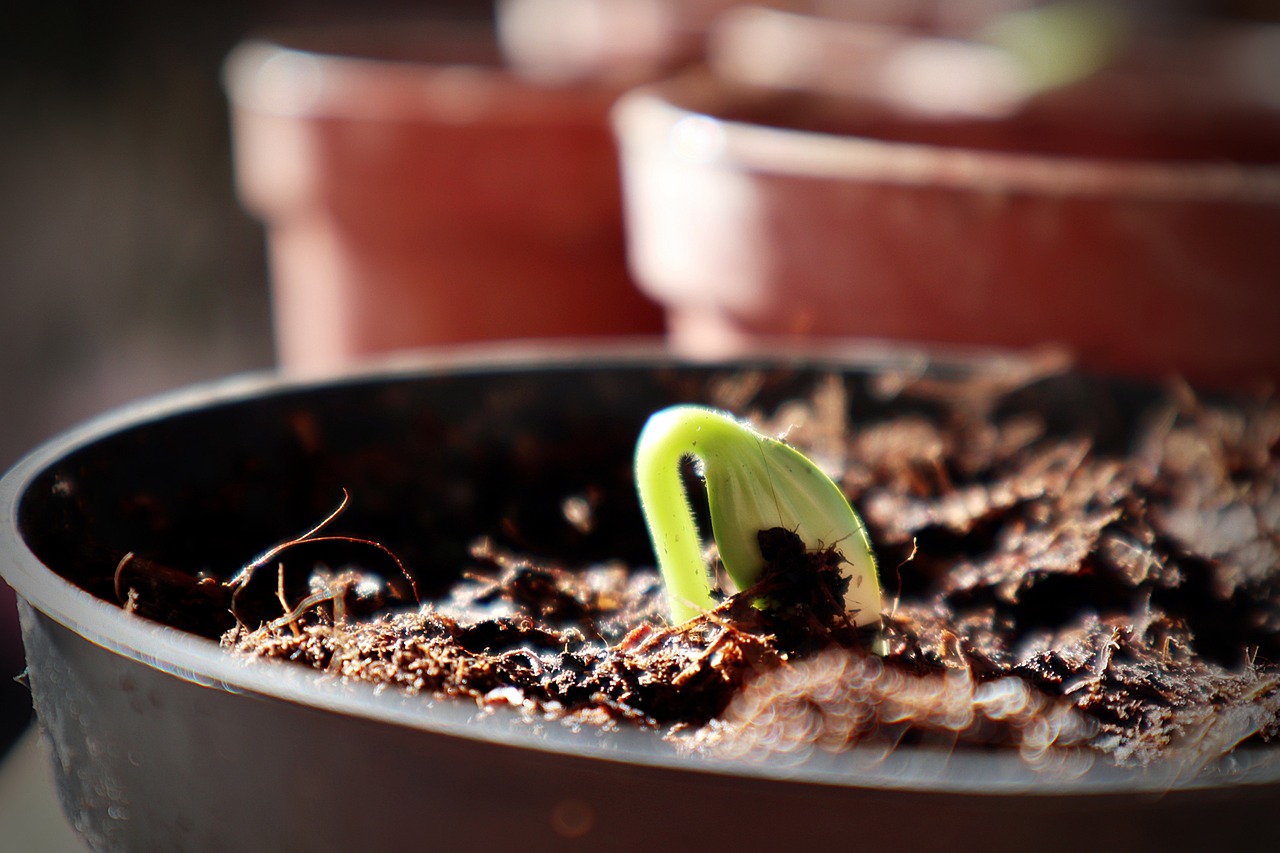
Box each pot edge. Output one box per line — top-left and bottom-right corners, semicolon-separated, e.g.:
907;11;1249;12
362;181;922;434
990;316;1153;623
4;339;1278;799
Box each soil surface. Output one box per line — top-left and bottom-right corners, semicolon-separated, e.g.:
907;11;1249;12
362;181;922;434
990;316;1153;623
124;372;1280;773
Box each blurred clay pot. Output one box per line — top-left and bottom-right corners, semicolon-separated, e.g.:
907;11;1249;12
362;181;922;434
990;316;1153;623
225;24;663;376
612;66;1280;390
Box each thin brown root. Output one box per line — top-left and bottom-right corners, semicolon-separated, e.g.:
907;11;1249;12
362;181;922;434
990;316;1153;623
113;552;135;604
275;563;300;637
227;489;419;624
267;588;340;635
889;538;918;619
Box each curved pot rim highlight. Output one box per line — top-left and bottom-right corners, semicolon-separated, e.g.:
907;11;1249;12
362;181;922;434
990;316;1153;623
4;340;1279;797
611;70;1280;203
223;24;621;124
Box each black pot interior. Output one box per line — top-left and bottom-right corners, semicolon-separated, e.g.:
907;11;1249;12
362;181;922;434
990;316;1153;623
16;357;1160;636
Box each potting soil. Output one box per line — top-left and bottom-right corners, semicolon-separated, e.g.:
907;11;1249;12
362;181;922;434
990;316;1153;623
165;373;1280;772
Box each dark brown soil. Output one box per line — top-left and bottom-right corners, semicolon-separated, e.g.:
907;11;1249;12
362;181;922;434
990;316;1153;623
126;373;1280;773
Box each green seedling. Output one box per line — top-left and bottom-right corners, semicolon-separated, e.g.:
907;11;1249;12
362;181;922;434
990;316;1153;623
635;404;880;626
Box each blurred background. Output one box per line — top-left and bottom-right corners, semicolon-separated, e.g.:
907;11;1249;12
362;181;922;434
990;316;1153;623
1;2;1278;844
0;1;492;761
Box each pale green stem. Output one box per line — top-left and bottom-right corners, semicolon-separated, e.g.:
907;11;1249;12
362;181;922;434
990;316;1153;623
635;404;881;627
634;406;725;623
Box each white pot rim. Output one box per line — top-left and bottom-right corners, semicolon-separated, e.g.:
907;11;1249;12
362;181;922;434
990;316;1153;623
223;26;620;124
612;70;1280;202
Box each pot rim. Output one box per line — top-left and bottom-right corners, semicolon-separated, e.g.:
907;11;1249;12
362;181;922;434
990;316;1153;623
5;339;1279;797
223;23;622;124
611;69;1280;203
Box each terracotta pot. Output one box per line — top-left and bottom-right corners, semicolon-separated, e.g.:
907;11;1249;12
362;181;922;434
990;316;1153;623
3;343;1278;852
224;25;664;375
612;68;1280;390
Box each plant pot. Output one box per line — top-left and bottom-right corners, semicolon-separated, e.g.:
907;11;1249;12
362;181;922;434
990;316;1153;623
3;342;1278;851
224;24;664;375
611;68;1280;390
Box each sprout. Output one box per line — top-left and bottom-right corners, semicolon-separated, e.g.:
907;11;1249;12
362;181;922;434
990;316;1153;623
635;404;880;626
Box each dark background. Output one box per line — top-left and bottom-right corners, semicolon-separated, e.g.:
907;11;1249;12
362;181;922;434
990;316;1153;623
0;0;490;759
